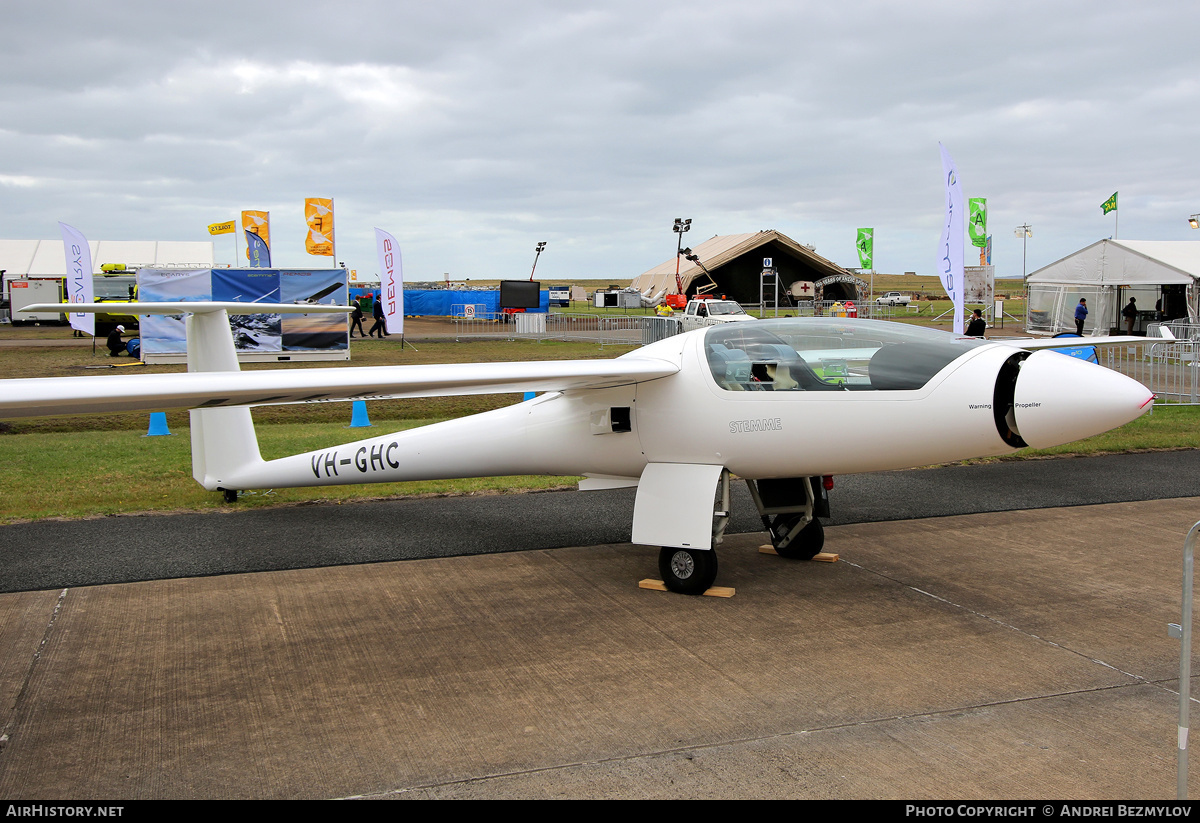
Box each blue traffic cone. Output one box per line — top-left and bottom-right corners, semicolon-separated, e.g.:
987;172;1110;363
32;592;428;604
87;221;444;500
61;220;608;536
145;412;172;437
348;400;372;428
523;391;536;401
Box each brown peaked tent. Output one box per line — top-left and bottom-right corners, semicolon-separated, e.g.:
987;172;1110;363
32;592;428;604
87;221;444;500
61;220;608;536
630;229;854;305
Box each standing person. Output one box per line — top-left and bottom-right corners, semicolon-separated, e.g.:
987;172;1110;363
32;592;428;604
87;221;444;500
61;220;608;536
965;308;986;337
368;294;388;338
1122;297;1138;335
1074;298;1088;336
349;301;365;337
106;325;126;357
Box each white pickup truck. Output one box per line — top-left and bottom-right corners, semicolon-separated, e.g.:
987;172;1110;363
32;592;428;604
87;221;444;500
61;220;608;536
679;298;755;331
875;292;911;306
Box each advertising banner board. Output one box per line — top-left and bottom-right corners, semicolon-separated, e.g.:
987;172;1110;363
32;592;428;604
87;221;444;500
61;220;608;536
137;268;348;363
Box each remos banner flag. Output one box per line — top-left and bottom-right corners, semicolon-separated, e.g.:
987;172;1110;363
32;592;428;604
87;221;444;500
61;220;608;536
937;143;965;335
375;227;404;335
59;222;94;338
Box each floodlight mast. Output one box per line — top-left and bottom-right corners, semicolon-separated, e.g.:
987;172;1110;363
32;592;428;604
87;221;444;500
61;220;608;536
529;241;547;281
1015;224;1032;302
673;218;691;296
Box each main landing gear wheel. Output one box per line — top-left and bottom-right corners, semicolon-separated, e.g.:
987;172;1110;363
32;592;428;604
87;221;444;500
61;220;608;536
771;515;824;560
658;547;718;595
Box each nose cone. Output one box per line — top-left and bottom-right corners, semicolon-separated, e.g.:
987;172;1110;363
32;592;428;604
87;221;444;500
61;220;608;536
1013;350;1154;449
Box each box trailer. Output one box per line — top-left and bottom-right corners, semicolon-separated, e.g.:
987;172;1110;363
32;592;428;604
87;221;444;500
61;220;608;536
7;277;65;323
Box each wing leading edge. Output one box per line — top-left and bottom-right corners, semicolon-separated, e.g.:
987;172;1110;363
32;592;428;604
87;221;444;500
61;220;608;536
0;357;680;420
3;301;679;419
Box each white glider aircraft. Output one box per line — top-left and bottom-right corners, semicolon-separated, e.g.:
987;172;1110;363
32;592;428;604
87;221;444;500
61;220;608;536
3;303;1154;594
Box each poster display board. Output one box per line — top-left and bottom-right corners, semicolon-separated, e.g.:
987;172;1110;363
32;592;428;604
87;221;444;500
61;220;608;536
964;265;995;307
137;268;349;363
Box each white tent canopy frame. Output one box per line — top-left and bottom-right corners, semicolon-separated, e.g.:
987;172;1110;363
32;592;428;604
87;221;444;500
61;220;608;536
1026;240;1200;336
0;239;214;276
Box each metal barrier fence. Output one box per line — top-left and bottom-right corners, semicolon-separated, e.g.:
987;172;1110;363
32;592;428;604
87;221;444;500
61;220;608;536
544;313;649;346
785;300;923;319
452;312;653;346
1098;338;1200;404
1151;321;1200;341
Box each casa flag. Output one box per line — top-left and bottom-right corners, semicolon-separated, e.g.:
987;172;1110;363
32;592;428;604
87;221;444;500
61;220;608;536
968;198;987;248
374;227;404;335
1101;192;1118;215
245;229;271;268
856;228;873;269
207;220;236;236
241;210;270;261
304;198;334;256
937;143;965;335
59;222;94;338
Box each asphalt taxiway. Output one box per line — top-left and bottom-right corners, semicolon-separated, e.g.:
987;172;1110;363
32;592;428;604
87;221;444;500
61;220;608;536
1;452;1199;798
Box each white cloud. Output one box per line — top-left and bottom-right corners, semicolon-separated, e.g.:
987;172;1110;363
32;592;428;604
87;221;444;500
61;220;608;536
0;0;1197;280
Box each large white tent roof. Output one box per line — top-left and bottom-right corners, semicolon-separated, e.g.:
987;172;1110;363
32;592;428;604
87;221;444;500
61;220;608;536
1027;239;1200;287
0;240;214;277
630;230;845;296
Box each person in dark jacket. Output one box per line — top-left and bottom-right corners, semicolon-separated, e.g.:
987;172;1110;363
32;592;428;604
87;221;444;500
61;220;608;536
349;302;365;337
106;325;126;356
1074;298;1088;335
965;309;986;337
1123;297;1138;335
368;295;388;338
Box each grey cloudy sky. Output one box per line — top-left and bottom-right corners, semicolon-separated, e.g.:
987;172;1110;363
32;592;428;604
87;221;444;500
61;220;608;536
3;0;1198;282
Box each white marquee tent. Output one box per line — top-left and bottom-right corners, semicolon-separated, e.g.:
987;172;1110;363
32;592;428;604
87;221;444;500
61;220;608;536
1026;239;1200;335
0;239;214;277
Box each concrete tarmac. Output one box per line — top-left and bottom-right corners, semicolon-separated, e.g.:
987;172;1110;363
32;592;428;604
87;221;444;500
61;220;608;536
1;495;1198;799
6;450;1200;594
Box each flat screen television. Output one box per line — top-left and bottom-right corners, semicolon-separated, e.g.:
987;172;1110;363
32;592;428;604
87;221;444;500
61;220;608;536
500;280;541;309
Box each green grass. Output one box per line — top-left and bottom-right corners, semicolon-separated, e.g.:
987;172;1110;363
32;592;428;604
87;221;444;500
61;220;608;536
3;405;1197;524
2;324;1195;524
985;403;1200;462
0;418;580;523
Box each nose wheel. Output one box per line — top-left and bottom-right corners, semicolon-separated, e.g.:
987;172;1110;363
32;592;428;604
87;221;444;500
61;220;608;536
658;547;718;595
770;514;824;559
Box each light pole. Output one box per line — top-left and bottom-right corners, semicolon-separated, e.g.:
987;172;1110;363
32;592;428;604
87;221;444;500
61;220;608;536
529;241;547;281
673;218;692;297
1015;224;1032;300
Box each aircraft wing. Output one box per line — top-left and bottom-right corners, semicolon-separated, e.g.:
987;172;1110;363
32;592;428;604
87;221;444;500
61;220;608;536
0;357;679;419
23;302;351;316
1001;335;1146;350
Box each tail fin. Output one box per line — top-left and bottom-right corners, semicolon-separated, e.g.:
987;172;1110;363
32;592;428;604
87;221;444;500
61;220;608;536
186;309;265;491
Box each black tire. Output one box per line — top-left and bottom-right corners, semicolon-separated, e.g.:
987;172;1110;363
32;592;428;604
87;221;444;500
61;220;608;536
658;547;718;595
771;515;824;560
